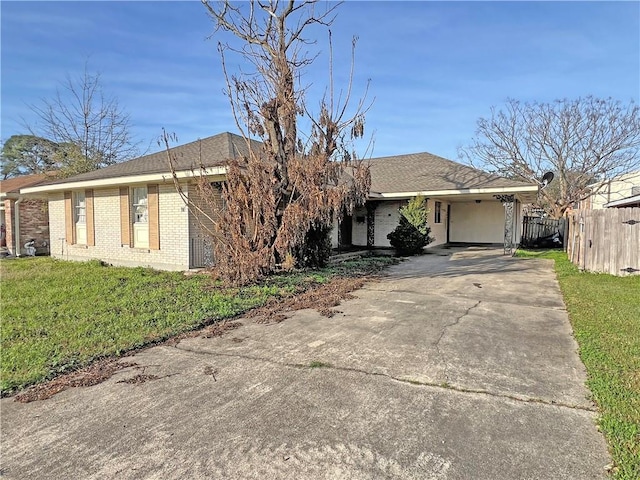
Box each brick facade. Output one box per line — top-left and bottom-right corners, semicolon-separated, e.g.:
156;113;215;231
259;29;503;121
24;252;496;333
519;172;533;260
3;198;50;256
48;183;193;271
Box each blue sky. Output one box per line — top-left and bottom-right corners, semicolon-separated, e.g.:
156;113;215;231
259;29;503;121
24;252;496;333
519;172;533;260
2;1;639;161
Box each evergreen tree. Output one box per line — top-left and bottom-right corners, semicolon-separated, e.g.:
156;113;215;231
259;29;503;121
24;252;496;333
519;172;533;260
387;195;433;255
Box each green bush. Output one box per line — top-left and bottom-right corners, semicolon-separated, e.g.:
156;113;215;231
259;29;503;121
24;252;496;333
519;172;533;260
387;195;433;255
296;224;332;268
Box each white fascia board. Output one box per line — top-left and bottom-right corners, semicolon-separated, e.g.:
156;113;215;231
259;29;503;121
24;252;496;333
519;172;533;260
604;194;640;208
374;185;538;199
20;167;228;194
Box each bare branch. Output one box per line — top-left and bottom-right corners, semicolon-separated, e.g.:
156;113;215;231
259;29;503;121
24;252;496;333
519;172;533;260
25;63;139;177
177;0;372;284
461;97;640;218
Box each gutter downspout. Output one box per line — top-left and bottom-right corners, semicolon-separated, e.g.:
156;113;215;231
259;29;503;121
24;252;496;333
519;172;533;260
14;197;23;257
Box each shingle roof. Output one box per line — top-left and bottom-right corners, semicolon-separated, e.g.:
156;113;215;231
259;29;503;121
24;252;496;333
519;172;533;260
42;132;258;186
26;132;535;194
368;152;535;193
0;172;57;195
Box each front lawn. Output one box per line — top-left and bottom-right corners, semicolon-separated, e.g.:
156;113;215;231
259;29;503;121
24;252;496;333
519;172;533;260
516;249;640;479
1;255;395;396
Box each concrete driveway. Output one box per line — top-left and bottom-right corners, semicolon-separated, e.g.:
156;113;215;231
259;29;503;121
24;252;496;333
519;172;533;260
1;247;610;479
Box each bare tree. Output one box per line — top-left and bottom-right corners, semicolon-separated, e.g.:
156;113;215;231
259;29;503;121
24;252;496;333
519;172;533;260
460;97;640;218
170;0;371;284
27;65;139;176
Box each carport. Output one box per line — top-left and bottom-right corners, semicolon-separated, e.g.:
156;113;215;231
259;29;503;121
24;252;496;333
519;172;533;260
333;151;539;253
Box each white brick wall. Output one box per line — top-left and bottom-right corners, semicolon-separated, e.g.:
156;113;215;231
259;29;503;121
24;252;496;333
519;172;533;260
48;183;191;271
48;192;67;257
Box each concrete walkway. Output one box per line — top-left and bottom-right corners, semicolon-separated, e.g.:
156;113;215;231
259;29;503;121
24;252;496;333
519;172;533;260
1;247;610;479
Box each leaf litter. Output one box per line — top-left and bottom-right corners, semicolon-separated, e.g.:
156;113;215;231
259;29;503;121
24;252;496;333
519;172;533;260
13;271;380;402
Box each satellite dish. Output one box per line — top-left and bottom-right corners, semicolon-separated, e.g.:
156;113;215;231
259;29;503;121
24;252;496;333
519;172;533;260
541;171;554;188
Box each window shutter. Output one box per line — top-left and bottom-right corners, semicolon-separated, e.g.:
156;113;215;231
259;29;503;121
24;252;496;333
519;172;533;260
148;184;160;250
64;191;75;244
119;187;131;246
85;189;95;246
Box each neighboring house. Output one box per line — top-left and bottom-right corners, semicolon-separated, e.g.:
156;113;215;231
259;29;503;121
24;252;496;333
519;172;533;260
22;132;538;271
1;173;54;256
582;170;640;209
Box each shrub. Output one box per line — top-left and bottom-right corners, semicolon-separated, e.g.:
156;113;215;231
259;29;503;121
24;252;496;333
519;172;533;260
294;224;332;268
387;195;433;255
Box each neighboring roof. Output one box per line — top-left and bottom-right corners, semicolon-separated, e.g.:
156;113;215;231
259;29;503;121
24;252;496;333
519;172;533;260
368;152;536;195
0;172;57;196
604;194;640;208
41;132;258;187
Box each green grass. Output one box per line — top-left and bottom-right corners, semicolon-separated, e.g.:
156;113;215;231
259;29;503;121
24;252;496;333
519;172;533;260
0;255;396;396
308;360;332;368
516;249;640;479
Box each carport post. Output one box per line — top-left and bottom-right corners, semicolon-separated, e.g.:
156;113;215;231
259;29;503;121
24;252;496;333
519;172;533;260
365;201;379;249
495;194;515;255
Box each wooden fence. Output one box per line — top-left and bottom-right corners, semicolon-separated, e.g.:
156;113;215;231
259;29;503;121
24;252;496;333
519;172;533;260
566;208;640;276
521;216;568;249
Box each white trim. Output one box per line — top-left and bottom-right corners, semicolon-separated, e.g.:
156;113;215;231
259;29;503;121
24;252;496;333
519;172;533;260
20;166;536;199
372;185;538;199
604;194;640;208
20;167;228;194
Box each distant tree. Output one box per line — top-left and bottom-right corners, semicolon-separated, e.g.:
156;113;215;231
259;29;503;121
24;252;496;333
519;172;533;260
1;135;59;178
167;0;371;285
387;195;433;255
460;97;640;218
26;65;139;176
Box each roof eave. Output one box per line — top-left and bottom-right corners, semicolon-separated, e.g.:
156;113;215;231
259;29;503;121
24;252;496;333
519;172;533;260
20;167;228;195
604;194;640;208
371;185;538;198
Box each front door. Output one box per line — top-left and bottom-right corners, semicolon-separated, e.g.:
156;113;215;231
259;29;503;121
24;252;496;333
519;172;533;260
340;215;352;247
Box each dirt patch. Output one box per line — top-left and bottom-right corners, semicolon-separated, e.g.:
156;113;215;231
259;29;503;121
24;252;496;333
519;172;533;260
117;374;160;385
116;365;163;385
201;320;242;338
163;319;242;347
11;321;243;402
255;313;287;324
14;359;137;403
247;276;369;323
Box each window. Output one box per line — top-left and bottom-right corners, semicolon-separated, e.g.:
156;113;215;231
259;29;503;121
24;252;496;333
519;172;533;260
434;201;442;224
120;185;159;250
132;187;148;224
74;191;87;245
74;191;86;224
132;187;149;248
65;190;94;246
